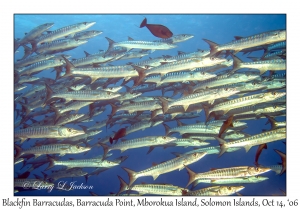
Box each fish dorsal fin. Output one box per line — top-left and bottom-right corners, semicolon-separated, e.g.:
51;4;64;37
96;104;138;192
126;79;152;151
178;51;186;55
128;36;134;41
234;36;244;40
84;51;91;57
210;168;217;171
152;162;157;166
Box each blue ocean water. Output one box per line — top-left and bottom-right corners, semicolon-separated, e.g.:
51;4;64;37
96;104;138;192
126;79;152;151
14;14;286;196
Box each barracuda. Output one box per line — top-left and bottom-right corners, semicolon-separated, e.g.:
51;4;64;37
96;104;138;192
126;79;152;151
45;83;121;104
36;38;88;55
117;176;185;196
34;22;96;46
72;30;102;40
99;136;176;159
182;131;248;141
192;176;268;189
54;113;86;125
14;126;85;142
184;165;271;187
15;54;56;68
47;157;120;169
267;41;286;52
18;59;64;76
123;152;207;186
210;81;267;96
51;101;93;121
193;72;260;92
207;91;286;118
215;127;286;156
14;143;90;159
110;100;162;116
231;54;286;74
105;37;177;51
183;186;244;196
159;87;239;113
154;34;194;44
15;23;54;51
163;122;236;136
145;70;216;86
163;49;210;62
63;56;138;84
203;29;286;56
145;57;226;77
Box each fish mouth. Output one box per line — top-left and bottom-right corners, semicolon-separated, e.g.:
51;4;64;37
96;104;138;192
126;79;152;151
86;22;96;27
236;186;245;192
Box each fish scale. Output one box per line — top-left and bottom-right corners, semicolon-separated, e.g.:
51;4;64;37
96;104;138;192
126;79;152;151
53;158;118;168
184;186;244;196
114;40;177;50
267;41;286;51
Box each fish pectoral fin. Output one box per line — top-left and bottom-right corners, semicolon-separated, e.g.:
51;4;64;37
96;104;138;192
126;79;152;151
183;104;189;112
178;165;185;171
208;99;215;105
120;149;126;153
34;154;41;159
244;145;252;153
152;174;159;180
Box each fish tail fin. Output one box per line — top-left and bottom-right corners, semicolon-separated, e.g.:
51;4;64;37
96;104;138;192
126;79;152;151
184;165;197;188
158;97;168;114
109;137;114;145
162;123;170;136
21;44;32;59
202;38;219;56
274;149;286;175
14;38;21;52
231;53;242;73
44;83;54;105
104;37;115;55
29;40;37;53
19;101;31;117
45;155;55;171
50;105;60;123
264;114;277;130
116;175;129;196
140;18;147;28
61;55;75;77
98;141;109;160
14;144;23;160
53;66;63;80
109;103;118;117
202;104;212;122
146;146;155;155
122;167;137;187
214;136;228;157
131;65;146;88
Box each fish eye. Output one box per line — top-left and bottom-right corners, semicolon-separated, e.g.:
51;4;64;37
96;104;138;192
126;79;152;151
272;92;276;95
227;187;232;190
211;57;215;60
201;71;205;75
255;167;259;171
193;153;197;157
67;128;71;132
255;175;258;178
227;59;230;62
252;82;256;85
84;22;87;25
273;105;277;108
225;88;228;91
163;136;166;139
76;145;79;148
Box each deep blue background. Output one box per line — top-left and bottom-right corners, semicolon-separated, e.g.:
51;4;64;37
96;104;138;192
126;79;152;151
14;14;286;196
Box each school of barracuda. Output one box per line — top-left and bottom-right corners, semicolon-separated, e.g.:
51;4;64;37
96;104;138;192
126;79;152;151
14;19;286;196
